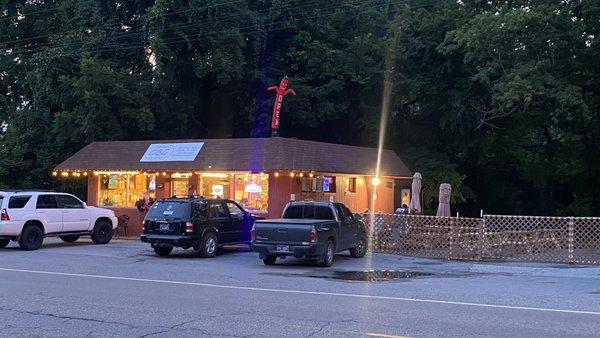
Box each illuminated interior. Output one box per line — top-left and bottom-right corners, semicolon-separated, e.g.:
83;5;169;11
233;173;269;214
98;173;156;207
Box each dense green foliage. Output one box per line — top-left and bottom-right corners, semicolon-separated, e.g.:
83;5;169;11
1;0;599;216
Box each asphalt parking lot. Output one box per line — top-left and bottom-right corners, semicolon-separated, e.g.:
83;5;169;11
1;238;599;337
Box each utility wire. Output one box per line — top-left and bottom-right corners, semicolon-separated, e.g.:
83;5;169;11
3;0;340;54
5;0;373;55
5;0;436;60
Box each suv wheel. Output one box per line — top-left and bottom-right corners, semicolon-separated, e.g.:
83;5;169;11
349;236;367;258
0;239;10;248
153;246;173;257
263;255;277;265
198;232;218;258
91;220;113;245
320;240;335;267
18;225;44;251
60;235;80;243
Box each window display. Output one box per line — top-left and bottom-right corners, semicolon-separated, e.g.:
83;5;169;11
172;178;190;197
201;174;230;199
323;176;336;193
234;173;268;214
98;173;154;207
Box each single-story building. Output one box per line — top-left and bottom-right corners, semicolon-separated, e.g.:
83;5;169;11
55;137;412;235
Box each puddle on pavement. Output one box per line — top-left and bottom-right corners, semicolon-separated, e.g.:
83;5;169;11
324;270;433;282
260;270;466;283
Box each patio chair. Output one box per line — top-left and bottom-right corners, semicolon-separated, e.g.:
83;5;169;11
115;214;130;238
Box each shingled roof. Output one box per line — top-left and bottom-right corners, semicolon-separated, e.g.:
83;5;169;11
55;137;411;177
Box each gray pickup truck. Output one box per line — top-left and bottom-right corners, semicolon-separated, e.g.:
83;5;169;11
251;201;368;267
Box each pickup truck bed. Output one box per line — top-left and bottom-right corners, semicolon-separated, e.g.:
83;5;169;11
251;218;334;258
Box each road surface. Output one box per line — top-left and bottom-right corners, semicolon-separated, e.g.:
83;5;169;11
0;238;599;337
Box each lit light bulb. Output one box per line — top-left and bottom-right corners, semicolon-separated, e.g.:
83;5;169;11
274;172;279;178
372;177;381;186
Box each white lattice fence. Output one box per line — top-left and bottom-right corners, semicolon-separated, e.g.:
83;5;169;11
358;213;600;264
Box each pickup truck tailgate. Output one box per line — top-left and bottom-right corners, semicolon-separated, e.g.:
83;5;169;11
254;219;329;245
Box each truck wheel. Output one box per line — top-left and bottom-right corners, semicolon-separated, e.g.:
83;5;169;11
263;255;277;265
198;232;218;258
91;220;113;244
153;246;173;257
321;240;335;267
60;235;80;243
18;225;44;251
349;236;368;258
0;239;10;248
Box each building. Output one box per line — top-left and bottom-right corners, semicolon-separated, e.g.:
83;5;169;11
55;137;412;235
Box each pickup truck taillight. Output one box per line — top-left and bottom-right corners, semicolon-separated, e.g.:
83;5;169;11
309;226;317;243
0;209;9;221
185;222;194;233
251;225;256;241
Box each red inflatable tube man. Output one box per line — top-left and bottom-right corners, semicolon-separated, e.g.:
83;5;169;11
268;76;296;136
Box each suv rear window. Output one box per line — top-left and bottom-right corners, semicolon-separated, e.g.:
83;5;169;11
9;195;32;209
147;201;191;219
283;205;334;220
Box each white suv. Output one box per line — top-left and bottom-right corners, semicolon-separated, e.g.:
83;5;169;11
0;191;118;250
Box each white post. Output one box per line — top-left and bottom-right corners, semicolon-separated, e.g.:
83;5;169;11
480;209;483;218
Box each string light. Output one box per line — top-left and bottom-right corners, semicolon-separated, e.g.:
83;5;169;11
309;172;314;178
274;172;279;178
372;177;381;186
52;171;58;177
299;172;304;178
290;172;295;178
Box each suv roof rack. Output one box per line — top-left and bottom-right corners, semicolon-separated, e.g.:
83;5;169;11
7;189;56;193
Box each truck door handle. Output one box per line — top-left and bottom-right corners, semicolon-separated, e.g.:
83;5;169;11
321;227;330;231
277;228;287;233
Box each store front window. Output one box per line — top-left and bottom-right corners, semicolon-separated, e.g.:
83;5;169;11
98;173;155;207
171;173;192;198
233;173;268;214
201;173;231;199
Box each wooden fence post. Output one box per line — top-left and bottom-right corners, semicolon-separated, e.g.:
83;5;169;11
448;218;454;260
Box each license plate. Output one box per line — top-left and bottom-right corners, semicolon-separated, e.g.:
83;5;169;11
276;245;289;253
159;223;170;231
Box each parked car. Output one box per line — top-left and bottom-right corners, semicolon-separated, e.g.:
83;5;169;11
251;201;368;267
140;197;255;257
0;191;118;250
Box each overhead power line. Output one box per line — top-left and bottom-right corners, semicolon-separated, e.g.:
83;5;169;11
5;0;376;56
2;0;342;53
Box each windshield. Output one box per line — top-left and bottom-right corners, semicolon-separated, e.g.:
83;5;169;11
283;205;335;220
146;201;191;220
